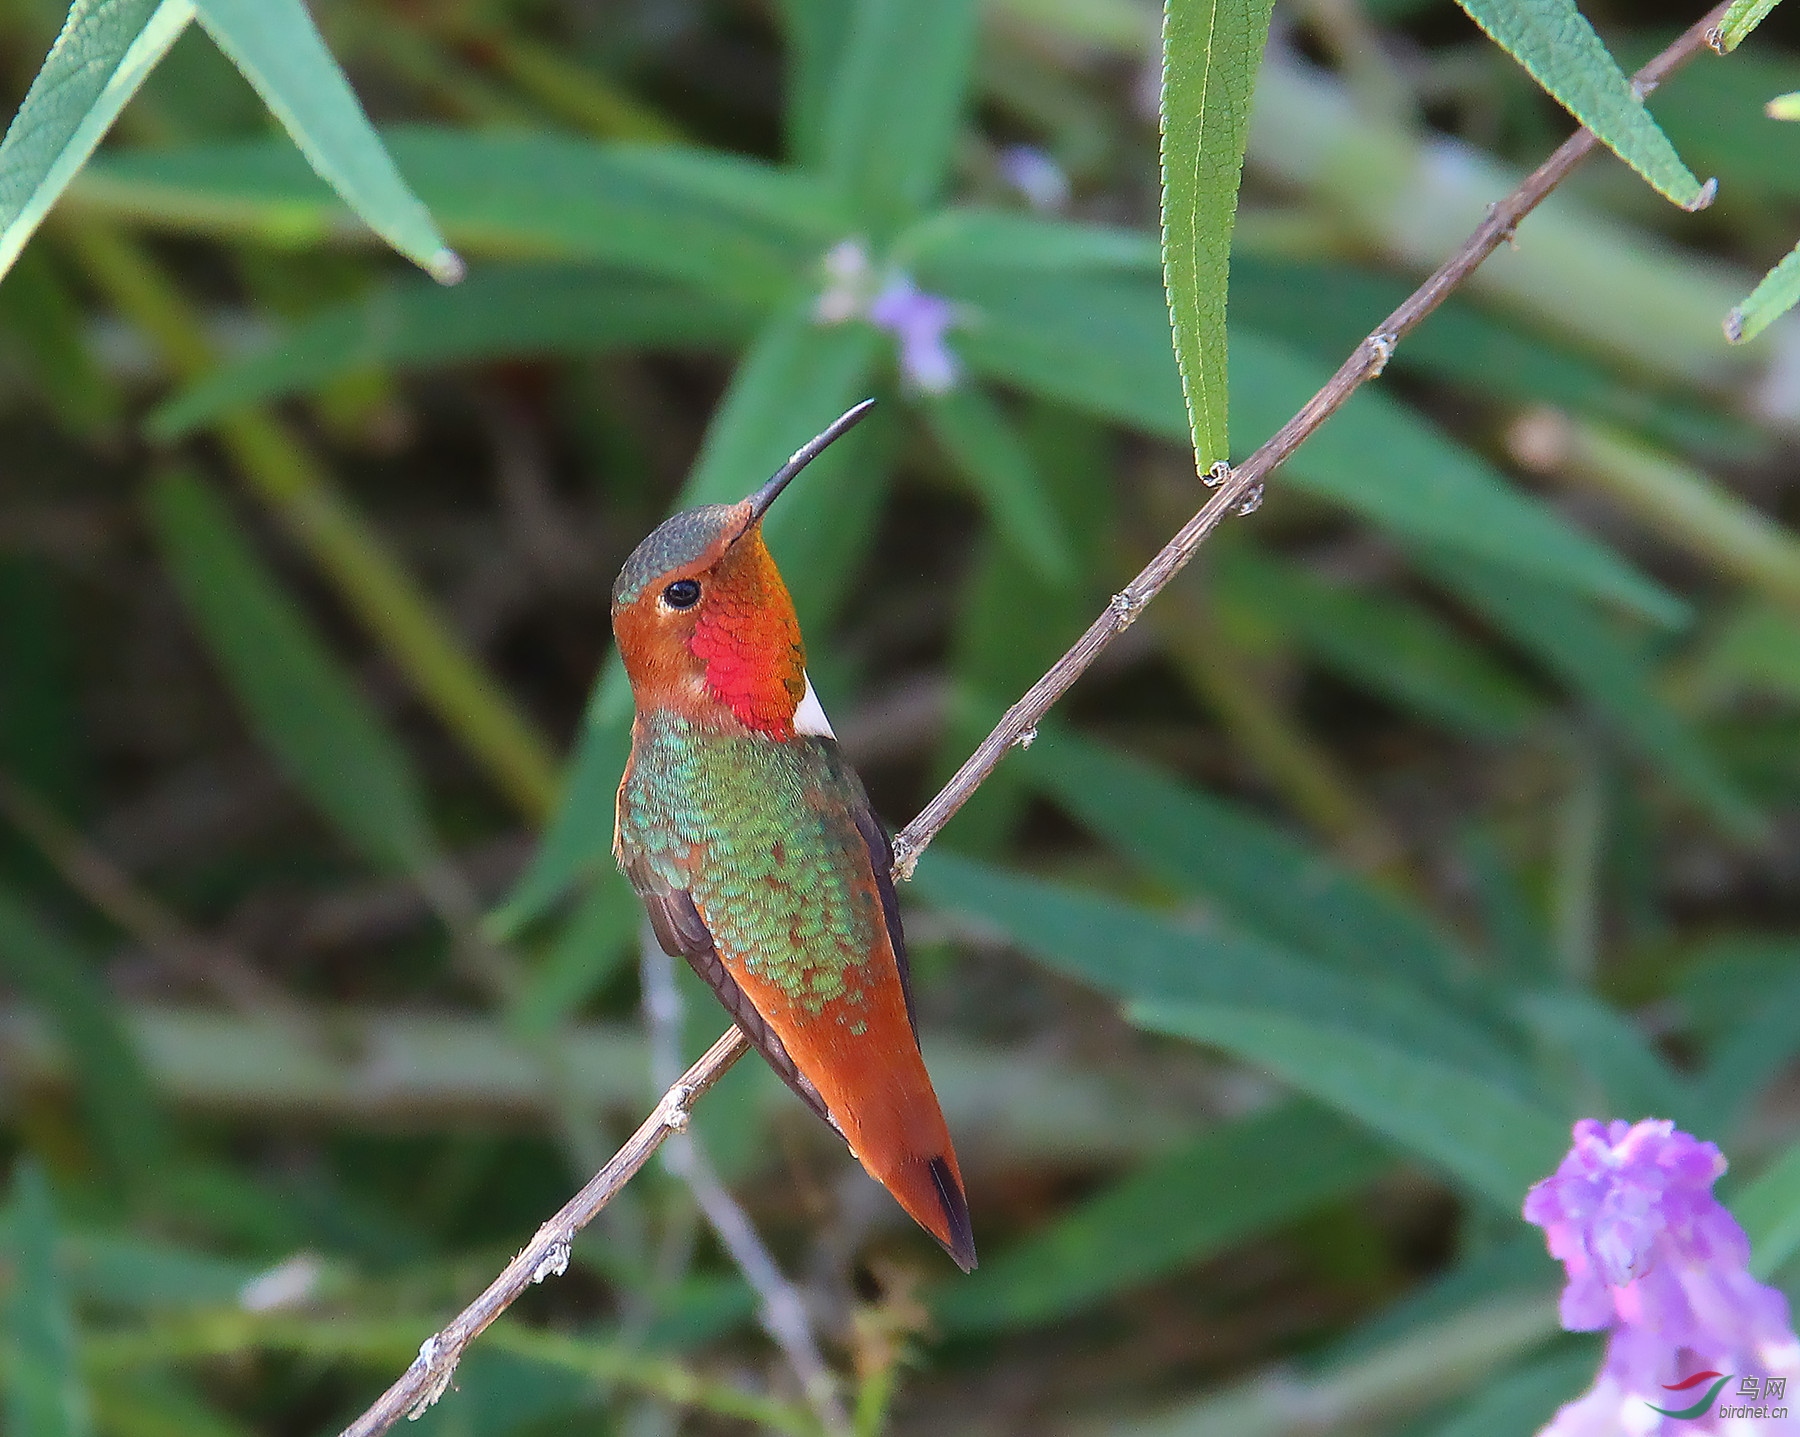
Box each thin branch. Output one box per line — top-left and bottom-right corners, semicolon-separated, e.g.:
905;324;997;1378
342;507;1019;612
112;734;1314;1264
337;8;1731;1433
640;934;851;1435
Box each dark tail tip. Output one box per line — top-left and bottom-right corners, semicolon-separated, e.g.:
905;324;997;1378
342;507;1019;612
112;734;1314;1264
928;1156;978;1273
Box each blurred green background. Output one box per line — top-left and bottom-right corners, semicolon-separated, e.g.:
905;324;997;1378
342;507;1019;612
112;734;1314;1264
4;0;1800;1433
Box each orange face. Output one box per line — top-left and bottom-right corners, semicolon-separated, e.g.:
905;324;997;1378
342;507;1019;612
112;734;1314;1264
612;508;807;738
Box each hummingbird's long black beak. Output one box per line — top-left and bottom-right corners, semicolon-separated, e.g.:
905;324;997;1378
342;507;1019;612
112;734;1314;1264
742;399;876;525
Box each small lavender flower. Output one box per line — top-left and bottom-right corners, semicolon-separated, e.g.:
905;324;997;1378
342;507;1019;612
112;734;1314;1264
866;274;961;394
996;144;1071;213
1524;1119;1800;1435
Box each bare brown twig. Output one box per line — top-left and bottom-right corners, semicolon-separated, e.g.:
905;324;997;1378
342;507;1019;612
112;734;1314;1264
338;9;1731;1433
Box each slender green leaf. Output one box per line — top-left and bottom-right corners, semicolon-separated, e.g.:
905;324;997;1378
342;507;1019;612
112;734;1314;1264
1693;966;1800;1135
1419;1348;1596;1437
934;1102;1391;1334
495;308;881;931
821;0;978;234
1726;238;1800;345
4;1165;90;1437
509;870;641;1037
146;470;435;874
1212;543;1543;740
913;848;1531;1087
1022;731;1476;998
1160;0;1276;471
1515;990;1694;1130
941;266;1682;624
0;247;119;435
776;0;856;168
921;387;1074;585
78;133;841;307
1419;552;1757;834
1453;0;1707;208
152;267;750;438
189;0;456;279
0;886;164;1180
1714;0;1785;52
903;208;1159;274
0;0;193;283
1734;1139;1800;1277
1131;1001;1569;1207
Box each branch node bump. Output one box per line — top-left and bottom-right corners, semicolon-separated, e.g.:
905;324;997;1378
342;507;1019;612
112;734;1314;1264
1233;483;1265;517
530;1239;571;1284
1366;332;1398;375
1203;460;1232;488
1013;725;1038;750
890;832;920;882
1109;591;1142;628
662;1086;694;1131
405;1337;456;1420
1705;23;1727;52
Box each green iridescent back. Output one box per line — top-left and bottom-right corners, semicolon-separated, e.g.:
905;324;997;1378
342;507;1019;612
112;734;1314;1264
618;712;879;1019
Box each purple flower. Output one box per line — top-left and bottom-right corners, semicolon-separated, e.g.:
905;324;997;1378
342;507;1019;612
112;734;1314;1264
867;274;961;393
996;144;1071;213
1524;1119;1800;1435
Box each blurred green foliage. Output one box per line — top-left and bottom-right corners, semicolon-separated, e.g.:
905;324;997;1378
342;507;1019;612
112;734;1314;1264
1;0;1800;1434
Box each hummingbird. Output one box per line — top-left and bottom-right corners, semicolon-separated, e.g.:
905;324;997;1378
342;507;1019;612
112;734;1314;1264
611;399;975;1272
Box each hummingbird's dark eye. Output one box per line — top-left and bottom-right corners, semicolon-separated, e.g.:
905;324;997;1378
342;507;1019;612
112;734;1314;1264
662;578;701;610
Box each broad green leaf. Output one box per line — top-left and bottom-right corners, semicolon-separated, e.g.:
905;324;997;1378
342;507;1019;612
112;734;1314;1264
495;308;881;931
1640;48;1800;207
77;133;842;307
152;267;750;438
940;265;1681;624
0;0;193;283
4;1165;91;1437
147;470;435;874
1515;990;1693;1131
1022;731;1475;999
1692;965;1800;1135
903;208;1159;274
1714;0;1785;52
921;387;1074;585
777;0;856;168
1160;0;1276;471
1212;543;1543;740
1726;239;1800;345
0;886;165;1181
933;1102;1391;1334
1419;552;1757;835
821;0;978;235
1420;1348;1596;1437
189;0;456;279
1131;1002;1569;1207
913;848;1531;1087
1734;1139;1800;1277
935;404;1111;851
1453;0;1707;208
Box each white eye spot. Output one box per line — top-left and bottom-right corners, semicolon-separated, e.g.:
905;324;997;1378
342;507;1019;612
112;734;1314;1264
793;672;835;737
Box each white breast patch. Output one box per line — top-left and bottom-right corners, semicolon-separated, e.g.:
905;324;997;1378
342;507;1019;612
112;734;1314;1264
793;672;836;738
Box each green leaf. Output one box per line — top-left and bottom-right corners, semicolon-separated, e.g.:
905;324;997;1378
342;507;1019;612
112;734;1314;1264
1212;543;1544;740
1160;0;1277;471
509;870;642;1037
189;0;456;279
1418;1348;1597;1437
1713;0;1785;52
146;470;435;874
1733;1138;1800;1277
151;266;751;438
942;266;1682;624
776;0;856;168
1453;0;1708;208
921;387;1074;586
78;132;841;307
1726;238;1800;345
1131;1002;1569;1207
0;0;193;284
0;886;165;1181
1692;965;1800;1136
1514;990;1693;1130
1418;552;1757;835
933;1102;1391;1334
913;848;1530;1087
495;308;881;932
904;208;1160;275
0;247;120;435
821;0;979;234
1022;731;1476;999
4;1165;91;1437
